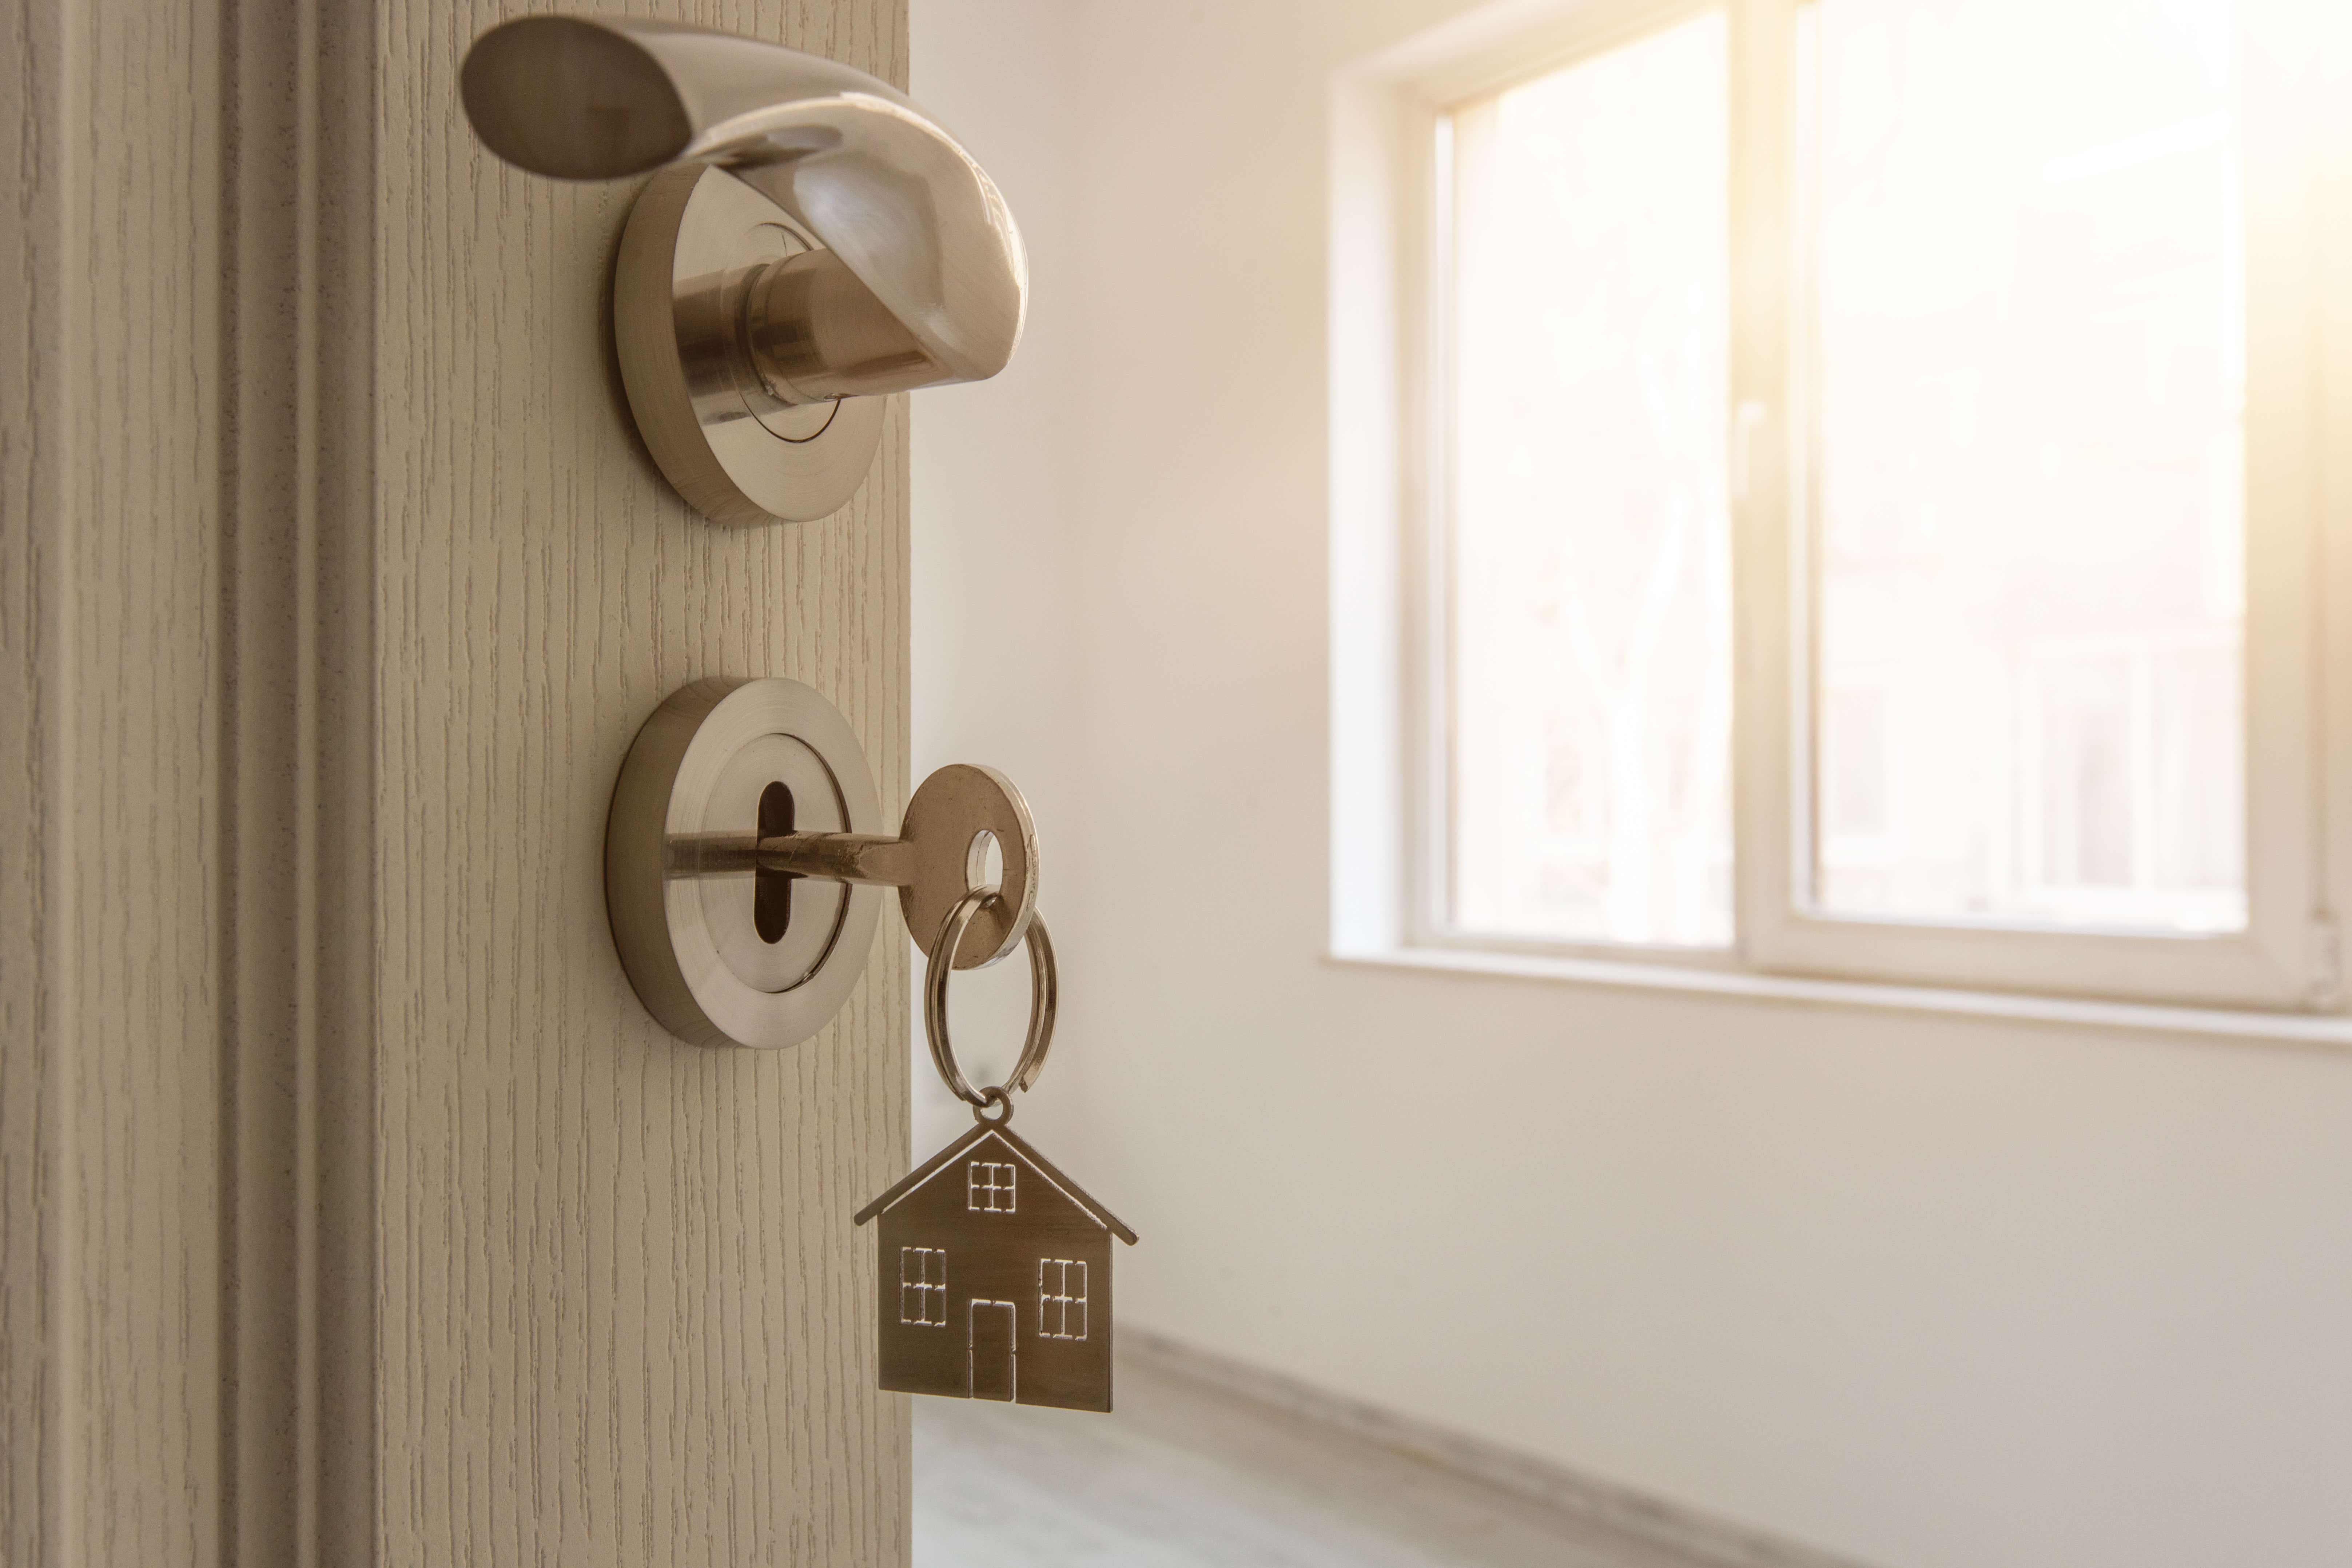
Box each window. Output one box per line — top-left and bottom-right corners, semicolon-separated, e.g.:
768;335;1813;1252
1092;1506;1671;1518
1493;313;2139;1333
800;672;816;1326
1038;1259;1088;1340
1332;0;2342;1010
967;1161;1017;1213
1798;0;2248;936
1445;11;1734;948
899;1247;947;1327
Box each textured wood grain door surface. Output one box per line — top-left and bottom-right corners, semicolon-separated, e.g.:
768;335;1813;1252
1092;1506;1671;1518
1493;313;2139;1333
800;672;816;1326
3;3;912;1564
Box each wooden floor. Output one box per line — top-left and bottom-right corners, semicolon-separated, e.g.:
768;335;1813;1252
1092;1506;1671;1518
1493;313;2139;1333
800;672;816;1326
913;1354;1723;1568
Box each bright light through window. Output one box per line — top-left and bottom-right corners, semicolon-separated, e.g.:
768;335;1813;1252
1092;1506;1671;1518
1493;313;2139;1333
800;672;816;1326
1446;13;1734;947
1802;0;2248;933
1360;0;2331;1005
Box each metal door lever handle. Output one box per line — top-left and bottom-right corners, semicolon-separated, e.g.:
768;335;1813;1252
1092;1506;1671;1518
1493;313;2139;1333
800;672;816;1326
461;16;1025;401
460;17;1026;524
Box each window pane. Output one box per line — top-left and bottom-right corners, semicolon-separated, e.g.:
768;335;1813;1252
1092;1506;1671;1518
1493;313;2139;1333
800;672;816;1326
1447;13;1734;947
1803;0;2246;933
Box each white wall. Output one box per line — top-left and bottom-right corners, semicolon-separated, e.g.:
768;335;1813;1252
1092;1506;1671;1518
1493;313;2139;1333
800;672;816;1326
911;6;2352;1568
910;0;1090;1153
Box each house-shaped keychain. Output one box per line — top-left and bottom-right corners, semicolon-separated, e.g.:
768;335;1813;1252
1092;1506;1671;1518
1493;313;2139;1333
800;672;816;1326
855;1119;1137;1412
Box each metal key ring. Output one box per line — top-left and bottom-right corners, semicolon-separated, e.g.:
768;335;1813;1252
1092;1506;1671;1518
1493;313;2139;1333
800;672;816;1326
923;888;1056;1112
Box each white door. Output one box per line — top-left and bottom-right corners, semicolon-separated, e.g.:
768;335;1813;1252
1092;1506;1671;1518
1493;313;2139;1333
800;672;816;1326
1;3;911;1563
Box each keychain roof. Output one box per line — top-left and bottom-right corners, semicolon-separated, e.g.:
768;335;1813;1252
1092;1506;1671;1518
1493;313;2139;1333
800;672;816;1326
854;1119;1137;1243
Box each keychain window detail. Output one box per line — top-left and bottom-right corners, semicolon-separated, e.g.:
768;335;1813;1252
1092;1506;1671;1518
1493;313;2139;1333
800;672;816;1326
967;1161;1018;1213
1038;1260;1088;1341
899;1247;948;1327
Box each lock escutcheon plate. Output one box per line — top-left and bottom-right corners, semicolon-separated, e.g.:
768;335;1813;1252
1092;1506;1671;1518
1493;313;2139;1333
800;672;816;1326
606;677;884;1048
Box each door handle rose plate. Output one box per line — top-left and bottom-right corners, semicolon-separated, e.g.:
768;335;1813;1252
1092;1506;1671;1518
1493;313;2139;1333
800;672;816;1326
461;16;1028;526
614;165;891;524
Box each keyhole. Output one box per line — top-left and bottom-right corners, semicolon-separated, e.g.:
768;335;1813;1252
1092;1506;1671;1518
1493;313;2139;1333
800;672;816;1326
755;780;795;944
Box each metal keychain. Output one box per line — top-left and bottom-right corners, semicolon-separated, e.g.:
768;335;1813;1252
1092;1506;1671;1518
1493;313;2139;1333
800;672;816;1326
855;889;1138;1412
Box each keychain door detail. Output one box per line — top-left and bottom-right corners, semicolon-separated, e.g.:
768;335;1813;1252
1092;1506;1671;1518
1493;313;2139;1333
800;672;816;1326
855;890;1138;1412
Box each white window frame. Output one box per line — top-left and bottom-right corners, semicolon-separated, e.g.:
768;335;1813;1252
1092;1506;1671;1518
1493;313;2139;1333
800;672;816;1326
1330;0;2352;1014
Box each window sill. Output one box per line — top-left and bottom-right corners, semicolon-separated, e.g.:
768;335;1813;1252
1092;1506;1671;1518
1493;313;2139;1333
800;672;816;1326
1326;944;2352;1052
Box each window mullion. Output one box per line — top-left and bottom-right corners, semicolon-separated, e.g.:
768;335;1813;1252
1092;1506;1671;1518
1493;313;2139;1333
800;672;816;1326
1728;0;1803;970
